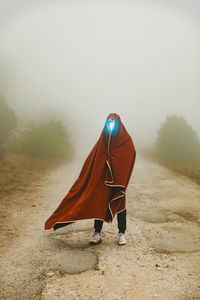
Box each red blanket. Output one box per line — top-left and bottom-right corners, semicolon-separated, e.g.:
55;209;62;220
45;113;136;230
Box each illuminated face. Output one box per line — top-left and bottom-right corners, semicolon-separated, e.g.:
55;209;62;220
106;119;116;133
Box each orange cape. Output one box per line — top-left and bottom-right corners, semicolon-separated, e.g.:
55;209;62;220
45;113;136;230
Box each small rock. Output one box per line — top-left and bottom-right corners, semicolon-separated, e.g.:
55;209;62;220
46;272;54;277
155;263;160;267
124;282;130;286
170;257;176;261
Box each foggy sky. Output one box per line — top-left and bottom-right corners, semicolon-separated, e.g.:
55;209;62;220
0;0;199;152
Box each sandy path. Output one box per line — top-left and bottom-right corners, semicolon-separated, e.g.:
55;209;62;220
0;155;200;299
0;159;97;300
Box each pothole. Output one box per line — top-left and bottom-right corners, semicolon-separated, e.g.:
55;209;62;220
130;209;169;223
55;230;93;248
149;223;200;253
66;243;91;249
46;250;98;274
46;237;98;274
44;229;101;273
173;211;200;225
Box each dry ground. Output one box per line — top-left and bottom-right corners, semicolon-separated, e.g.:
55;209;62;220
0;155;200;300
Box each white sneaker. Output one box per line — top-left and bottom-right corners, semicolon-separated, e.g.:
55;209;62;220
118;233;126;245
90;232;101;244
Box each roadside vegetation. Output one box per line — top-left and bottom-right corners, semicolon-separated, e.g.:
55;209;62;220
143;115;200;185
0;94;73;194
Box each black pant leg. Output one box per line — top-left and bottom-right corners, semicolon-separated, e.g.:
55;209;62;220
94;219;103;233
117;209;127;234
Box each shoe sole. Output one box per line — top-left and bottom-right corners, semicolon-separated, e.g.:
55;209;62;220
118;241;126;245
89;239;102;245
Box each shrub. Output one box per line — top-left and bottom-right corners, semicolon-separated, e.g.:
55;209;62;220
156;115;200;163
0;94;17;138
8;119;72;160
0;94;17;158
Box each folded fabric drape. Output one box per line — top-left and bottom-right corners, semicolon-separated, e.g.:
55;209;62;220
45;113;136;231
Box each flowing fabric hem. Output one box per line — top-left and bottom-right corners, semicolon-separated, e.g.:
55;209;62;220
104;160;126;220
47;208;126;231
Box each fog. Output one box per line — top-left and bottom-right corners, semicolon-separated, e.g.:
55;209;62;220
0;0;199;154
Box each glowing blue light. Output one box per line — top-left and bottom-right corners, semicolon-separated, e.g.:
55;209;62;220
109;121;114;131
106;119;116;133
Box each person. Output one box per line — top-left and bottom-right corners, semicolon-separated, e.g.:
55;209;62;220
92;209;127;245
45;113;136;245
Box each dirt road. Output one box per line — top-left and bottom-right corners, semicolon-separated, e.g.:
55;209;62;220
0;155;200;300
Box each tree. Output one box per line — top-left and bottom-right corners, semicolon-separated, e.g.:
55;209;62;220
156;115;200;163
